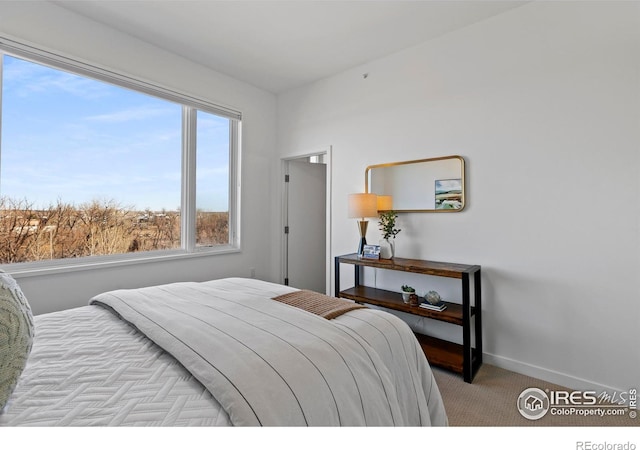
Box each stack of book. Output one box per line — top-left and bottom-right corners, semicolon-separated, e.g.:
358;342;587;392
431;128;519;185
419;300;447;312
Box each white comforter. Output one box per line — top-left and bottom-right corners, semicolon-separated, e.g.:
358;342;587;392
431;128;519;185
1;278;447;427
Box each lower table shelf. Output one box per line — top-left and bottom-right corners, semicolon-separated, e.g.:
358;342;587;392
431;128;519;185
415;333;478;375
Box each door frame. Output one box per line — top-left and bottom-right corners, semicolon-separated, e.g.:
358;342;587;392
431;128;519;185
281;146;332;295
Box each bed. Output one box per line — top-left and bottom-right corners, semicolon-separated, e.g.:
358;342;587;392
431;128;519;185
0;276;448;426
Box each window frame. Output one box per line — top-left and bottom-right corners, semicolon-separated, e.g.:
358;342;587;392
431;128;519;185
0;37;241;276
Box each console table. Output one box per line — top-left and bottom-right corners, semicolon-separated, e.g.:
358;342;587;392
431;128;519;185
335;253;482;383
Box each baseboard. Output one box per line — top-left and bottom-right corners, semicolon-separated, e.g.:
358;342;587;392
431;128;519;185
482;352;625;394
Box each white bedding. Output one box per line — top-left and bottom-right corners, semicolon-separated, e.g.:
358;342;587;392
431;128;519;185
0;304;231;426
0;278;447;427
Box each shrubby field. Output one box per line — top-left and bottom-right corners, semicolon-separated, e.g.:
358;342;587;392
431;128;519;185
0;197;228;264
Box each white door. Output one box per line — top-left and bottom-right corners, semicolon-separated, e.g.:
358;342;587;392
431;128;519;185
285;160;326;293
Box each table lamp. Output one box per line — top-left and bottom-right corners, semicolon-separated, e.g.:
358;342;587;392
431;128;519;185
347;193;378;256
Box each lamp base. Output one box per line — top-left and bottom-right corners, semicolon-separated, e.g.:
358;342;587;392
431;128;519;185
356;220;369;256
357;237;367;256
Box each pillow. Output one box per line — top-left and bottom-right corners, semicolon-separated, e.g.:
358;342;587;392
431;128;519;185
0;271;34;412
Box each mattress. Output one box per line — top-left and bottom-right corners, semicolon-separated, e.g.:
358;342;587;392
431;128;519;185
0;278;447;426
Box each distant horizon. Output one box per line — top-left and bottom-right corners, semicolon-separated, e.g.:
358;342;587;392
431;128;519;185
1;54;230;212
0;197;229;214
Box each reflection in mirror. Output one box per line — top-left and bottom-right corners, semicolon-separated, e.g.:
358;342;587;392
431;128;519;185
365;155;465;212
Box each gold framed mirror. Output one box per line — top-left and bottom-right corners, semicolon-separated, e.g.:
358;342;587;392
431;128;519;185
365;155;465;212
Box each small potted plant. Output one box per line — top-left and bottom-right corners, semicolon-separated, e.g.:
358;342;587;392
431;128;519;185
378;211;400;259
401;285;415;304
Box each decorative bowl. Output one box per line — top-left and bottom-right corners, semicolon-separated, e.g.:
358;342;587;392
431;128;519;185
425;290;442;305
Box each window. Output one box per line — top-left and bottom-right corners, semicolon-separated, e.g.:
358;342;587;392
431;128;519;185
196;110;231;247
0;45;240;267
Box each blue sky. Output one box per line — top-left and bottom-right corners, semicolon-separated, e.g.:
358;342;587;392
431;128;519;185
1;55;229;212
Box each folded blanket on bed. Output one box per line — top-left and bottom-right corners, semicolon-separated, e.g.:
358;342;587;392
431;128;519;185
90;281;407;426
271;289;366;319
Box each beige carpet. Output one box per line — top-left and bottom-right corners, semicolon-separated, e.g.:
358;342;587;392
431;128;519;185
432;364;638;427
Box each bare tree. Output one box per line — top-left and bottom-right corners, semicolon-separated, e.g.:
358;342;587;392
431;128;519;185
196;211;229;246
0;197;41;263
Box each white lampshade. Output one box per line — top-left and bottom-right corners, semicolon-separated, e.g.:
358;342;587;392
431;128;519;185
347;193;378;218
377;195;393;211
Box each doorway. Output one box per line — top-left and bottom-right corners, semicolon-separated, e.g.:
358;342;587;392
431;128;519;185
282;148;331;294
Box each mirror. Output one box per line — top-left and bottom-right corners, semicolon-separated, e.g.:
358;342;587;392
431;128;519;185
365;155;465;212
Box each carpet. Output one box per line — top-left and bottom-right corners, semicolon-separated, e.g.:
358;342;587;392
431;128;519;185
432;364;638;427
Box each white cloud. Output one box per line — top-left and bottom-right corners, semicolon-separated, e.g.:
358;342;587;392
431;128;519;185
196;166;229;178
3;56;111;100
85;106;175;123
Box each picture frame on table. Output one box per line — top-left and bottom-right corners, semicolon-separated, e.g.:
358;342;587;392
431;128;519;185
362;244;381;260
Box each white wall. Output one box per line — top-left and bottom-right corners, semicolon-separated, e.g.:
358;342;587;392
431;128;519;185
0;2;279;314
277;1;640;392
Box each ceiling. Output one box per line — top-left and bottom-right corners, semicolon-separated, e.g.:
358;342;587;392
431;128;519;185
55;1;526;94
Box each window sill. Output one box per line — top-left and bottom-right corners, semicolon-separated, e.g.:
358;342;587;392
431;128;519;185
3;246;240;279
